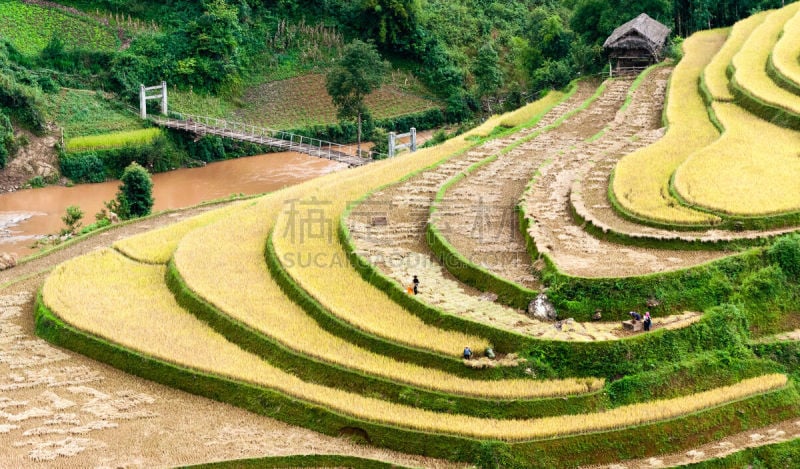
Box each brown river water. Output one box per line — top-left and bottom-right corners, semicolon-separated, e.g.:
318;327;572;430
0;152;346;258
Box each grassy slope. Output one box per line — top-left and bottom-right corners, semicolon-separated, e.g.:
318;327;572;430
169;71;441;129
0;0;118;55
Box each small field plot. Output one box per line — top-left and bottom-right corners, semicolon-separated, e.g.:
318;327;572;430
0;0;118;55
66;128;162;152
170;72;441;130
43;89;145;138
673;102;800;216
611;29;725;226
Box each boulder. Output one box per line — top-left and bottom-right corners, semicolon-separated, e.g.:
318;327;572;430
0;252;18;270
528;293;558;321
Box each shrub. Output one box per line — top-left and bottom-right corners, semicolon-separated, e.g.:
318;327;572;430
116;162;154;219
60;205;83;236
0;111;13;168
768;233;800;279
736;265;787;303
59;152;106;183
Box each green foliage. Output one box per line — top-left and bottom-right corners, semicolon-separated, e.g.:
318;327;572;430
116;162;154;219
43;89;145;138
606;352;781;406
474;441;525;469
369;127;389;157
60;205;84;235
472;43;503;98
326;40;388;124
768;233;800;279
0;110;12;168
351;0;421;52
0;2;117;56
60;152;106;183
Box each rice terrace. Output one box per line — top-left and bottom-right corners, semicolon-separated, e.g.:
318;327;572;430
2;0;800;468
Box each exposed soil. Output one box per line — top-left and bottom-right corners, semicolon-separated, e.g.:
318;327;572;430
0;204;464;469
432;78;629;288
0;128;60;193
521;67;736;278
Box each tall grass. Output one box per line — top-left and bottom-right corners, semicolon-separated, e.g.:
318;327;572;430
41;248;788;440
731;3;800;115
65;128;163;152
704;13;768;102
611;30;726;225
673;102;800;216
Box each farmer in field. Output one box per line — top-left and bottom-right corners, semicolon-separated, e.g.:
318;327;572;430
644;311;652;331
412;275;419;295
463;346;472;360
629;311;642;321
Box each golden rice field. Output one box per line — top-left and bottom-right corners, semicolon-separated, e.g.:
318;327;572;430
113;201;250;264
703;13;768;102
731;3;800;115
39;249;788;440
61;246;603;399
498;89;567;128
673;102;800;215
65;128;163;152
172;193;596;399
611;30;726;225
771;7;800;89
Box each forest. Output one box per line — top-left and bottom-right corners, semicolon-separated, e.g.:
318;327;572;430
0;0;791;162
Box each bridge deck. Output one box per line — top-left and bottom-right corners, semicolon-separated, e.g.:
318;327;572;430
153;116;372;167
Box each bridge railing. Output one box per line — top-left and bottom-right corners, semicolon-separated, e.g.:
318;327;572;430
152;112;387;161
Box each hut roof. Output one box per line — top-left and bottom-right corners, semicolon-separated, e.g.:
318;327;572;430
603;13;670;54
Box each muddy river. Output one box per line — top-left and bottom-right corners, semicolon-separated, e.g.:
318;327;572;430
0;152;346;258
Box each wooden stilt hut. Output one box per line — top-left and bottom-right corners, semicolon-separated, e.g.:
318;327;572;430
603;13;670;76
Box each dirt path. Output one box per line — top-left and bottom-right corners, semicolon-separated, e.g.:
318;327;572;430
521;67;736;278
0;205;462;468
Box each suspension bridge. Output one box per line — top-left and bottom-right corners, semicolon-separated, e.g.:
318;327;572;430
150;113;374;167
140;82;416;167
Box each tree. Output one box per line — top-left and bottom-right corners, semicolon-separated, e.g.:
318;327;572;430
115;162;154;219
325;40;388;157
472;43;503;101
355;0;421;52
60;205;83;236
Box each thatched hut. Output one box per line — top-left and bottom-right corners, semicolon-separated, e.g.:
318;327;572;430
603;13;670;75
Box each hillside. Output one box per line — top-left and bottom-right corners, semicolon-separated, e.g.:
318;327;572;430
14;3;800;468
1;1;800;468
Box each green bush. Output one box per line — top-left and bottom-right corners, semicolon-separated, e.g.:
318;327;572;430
116;162;154;219
768;233;800;279
60;152;106;183
736;265;787;303
0;110;14;167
